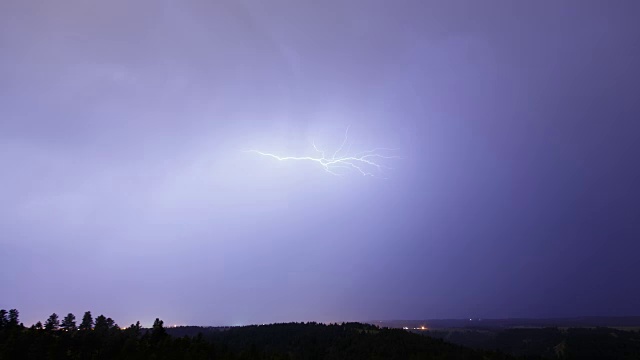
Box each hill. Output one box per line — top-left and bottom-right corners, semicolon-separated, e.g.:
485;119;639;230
425;327;640;359
0;317;516;359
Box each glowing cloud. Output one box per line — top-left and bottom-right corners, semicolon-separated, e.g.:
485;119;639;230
247;127;400;177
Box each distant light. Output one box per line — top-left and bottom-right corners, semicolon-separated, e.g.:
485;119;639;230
421;326;426;330
403;327;409;330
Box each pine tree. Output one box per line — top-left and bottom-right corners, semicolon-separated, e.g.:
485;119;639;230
126;321;142;338
79;311;94;330
61;313;76;331
44;313;60;331
106;317;118;330
150;318;167;344
0;309;7;329
8;309;19;328
94;315;108;333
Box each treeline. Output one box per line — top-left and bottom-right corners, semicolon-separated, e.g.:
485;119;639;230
0;308;518;360
0;308;172;359
0;309;123;332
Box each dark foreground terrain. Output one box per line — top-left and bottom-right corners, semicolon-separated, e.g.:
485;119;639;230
3;309;640;359
425;327;640;359
372;317;640;359
0;309;514;360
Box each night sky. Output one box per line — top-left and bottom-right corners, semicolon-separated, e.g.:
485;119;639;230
2;1;639;327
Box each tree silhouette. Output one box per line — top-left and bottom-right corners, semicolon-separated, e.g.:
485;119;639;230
0;310;7;329
126;321;141;337
106;317;118;330
8;309;19;328
79;311;93;330
94;315;109;333
44;313;60;331
150;318;167;344
61;313;76;331
35;321;43;330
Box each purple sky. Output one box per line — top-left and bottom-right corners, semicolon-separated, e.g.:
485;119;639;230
2;1;639;327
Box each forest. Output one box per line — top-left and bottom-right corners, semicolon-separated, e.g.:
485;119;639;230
2;308;640;359
0;308;513;359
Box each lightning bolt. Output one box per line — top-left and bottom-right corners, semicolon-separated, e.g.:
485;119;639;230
247;127;400;177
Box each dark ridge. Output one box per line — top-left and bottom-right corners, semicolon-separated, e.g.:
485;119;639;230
0;310;518;359
370;316;640;329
